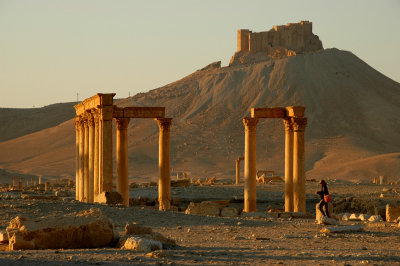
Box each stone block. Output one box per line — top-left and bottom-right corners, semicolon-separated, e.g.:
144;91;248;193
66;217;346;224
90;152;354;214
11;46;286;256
220;207;239;217
185;202;221;216
124;223;175;247
386;204;400;222
122;236;162;252
315;203;334;223
320;225;363;234
368;215;383;222
170;179;190;187
251;107;286;118
7;208;114;250
95;192;123;205
0;230;8;243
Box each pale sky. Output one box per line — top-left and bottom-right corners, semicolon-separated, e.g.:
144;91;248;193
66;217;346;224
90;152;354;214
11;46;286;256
0;0;399;108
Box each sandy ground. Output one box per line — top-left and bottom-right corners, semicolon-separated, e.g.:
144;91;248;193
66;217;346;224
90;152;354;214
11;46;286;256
0;180;400;265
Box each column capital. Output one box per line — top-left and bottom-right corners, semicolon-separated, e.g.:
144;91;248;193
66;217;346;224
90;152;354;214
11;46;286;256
74;117;82;129
291;117;307;132
87;112;95;127
155;118;172;131
115;118;130;130
243;117;258;131
283;118;294;132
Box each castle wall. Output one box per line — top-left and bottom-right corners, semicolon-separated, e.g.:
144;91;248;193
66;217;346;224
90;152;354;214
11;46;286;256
237;21;321;54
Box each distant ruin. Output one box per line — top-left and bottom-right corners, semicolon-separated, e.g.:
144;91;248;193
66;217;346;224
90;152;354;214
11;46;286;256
230;21;323;66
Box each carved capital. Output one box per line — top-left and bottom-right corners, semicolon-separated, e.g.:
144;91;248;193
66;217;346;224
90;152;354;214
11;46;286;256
87;113;95;127
291;117;307;132
91;109;101;125
155;118;172;131
74;117;82;129
243;117;258;131
283;118;294;132
115;118;130;130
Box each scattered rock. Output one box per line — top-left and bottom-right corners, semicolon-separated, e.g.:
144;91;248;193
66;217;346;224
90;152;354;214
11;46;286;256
185;201;221;216
368;215;383;222
7;208;114;250
386;204;400;222
241;212;268;219
95;192;123;205
320;225;363;233
122;236;162;252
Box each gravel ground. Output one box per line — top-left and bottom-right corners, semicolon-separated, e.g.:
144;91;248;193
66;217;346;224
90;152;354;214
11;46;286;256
1;180;400;265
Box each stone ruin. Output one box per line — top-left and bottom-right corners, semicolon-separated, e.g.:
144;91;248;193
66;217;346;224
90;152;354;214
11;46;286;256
230;20;323;66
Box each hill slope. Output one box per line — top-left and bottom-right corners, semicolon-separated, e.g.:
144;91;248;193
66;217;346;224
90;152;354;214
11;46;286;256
0;48;399;182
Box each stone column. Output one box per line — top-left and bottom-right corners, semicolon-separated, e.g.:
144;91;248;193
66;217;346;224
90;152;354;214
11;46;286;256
236;159;240;185
156;118;172;211
45;182;49;192
243;117;258;213
13;177;16;187
39;176;42;185
99;106;114;192
18;180;22;190
292;117;307;213
83;117;89;202
284;118;294;212
74;117;80;200
78;117;85;201
116;118;131;207
93;111;100;199
87;114;95;203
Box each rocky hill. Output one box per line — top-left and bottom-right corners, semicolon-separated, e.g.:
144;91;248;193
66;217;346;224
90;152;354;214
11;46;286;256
0;48;399;182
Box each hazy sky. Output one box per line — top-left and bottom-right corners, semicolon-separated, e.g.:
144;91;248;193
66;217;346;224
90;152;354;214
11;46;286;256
1;0;399;108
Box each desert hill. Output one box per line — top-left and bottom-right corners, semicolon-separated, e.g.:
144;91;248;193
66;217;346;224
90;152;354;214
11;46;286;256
0;102;76;142
0;48;399;182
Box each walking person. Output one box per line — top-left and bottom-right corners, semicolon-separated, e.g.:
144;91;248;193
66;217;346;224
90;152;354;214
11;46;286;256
316;179;331;217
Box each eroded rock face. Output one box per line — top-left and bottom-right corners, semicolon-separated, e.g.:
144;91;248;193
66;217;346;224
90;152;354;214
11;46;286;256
7;208;114;250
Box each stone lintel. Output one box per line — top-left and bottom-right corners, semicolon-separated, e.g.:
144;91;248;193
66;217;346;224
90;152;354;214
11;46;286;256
114;107;165;119
286;106;305;117
251;107;286;118
74;93;116;116
237;157;244;161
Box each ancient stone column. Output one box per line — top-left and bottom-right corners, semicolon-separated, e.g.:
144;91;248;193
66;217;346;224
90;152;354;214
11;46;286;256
236;159;240;185
93;111;100;199
31;177;34;187
87;114;95;203
83;117;90;203
156;118;172;211
18;180;22;190
99;106;114;192
116;118;131;207
243;117;258;212
284;118;294;212
45;182;49;192
74;117;81;200
292;117;307;213
39;176;42;185
13;177;16;187
78;117;85;201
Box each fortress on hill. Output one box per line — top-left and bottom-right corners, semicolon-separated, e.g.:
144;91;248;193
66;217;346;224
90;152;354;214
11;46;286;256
230;21;323;66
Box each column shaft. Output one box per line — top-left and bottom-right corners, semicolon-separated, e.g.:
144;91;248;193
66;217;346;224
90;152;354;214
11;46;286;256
292;117;307;213
243;117;258;212
84;121;89;202
78;120;85;201
284;119;294;212
74;118;80;201
116;118;130;207
156;118;172;211
93;114;100;199
235;160;240;185
88;114;95;203
99;106;114;192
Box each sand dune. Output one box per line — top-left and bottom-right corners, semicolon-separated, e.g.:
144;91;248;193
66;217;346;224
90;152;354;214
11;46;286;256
0;48;399;182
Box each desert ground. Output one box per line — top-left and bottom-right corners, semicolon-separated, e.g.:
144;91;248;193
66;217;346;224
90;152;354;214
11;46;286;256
1;178;399;265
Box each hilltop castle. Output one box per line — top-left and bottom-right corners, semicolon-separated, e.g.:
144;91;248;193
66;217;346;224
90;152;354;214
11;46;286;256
230;21;323;66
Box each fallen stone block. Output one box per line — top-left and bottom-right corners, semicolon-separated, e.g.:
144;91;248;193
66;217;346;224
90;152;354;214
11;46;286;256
386;204;400;222
185;201;221;216
368;215;383;222
220;207;239;217
320;225;363;234
315;203;335;224
95;192;123;205
20;194;58;200
359;213;371;221
7;208;114;250
366;222;386;228
170;179;190;187
0;230;8;243
129;196;149;206
349;213;361;221
124;223;175;247
122;236;162;252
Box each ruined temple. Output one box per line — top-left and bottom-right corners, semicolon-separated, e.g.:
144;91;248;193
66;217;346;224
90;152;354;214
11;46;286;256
230;21;323;66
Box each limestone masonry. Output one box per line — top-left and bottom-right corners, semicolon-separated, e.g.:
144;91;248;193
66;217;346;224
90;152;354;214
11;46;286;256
230;21;323;66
